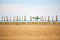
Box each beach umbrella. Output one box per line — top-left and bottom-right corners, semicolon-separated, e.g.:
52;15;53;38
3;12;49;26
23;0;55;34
33;16;40;21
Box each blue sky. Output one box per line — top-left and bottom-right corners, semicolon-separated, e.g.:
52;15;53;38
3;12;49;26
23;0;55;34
0;0;60;20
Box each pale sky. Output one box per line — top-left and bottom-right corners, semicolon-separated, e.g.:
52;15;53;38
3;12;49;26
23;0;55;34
0;0;60;20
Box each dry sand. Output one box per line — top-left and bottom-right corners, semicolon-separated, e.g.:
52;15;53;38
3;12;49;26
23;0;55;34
0;24;60;40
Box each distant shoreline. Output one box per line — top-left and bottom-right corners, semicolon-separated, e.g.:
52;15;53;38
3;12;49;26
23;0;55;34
0;20;60;22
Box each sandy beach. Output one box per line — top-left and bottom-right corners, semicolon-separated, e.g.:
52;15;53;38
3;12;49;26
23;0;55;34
0;24;60;40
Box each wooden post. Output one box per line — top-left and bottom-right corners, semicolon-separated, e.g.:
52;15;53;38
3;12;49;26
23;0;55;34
36;16;38;21
1;16;3;22
45;16;46;22
48;16;50;22
17;16;19;21
56;15;58;21
42;16;44;21
19;17;21;21
30;16;32;21
10;16;11;22
13;16;15;21
22;16;23;21
4;16;5;22
40;16;41;21
6;16;8;21
24;16;26;21
52;16;54;22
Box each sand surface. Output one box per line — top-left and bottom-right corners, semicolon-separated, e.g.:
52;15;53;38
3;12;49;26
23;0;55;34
0;24;60;40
